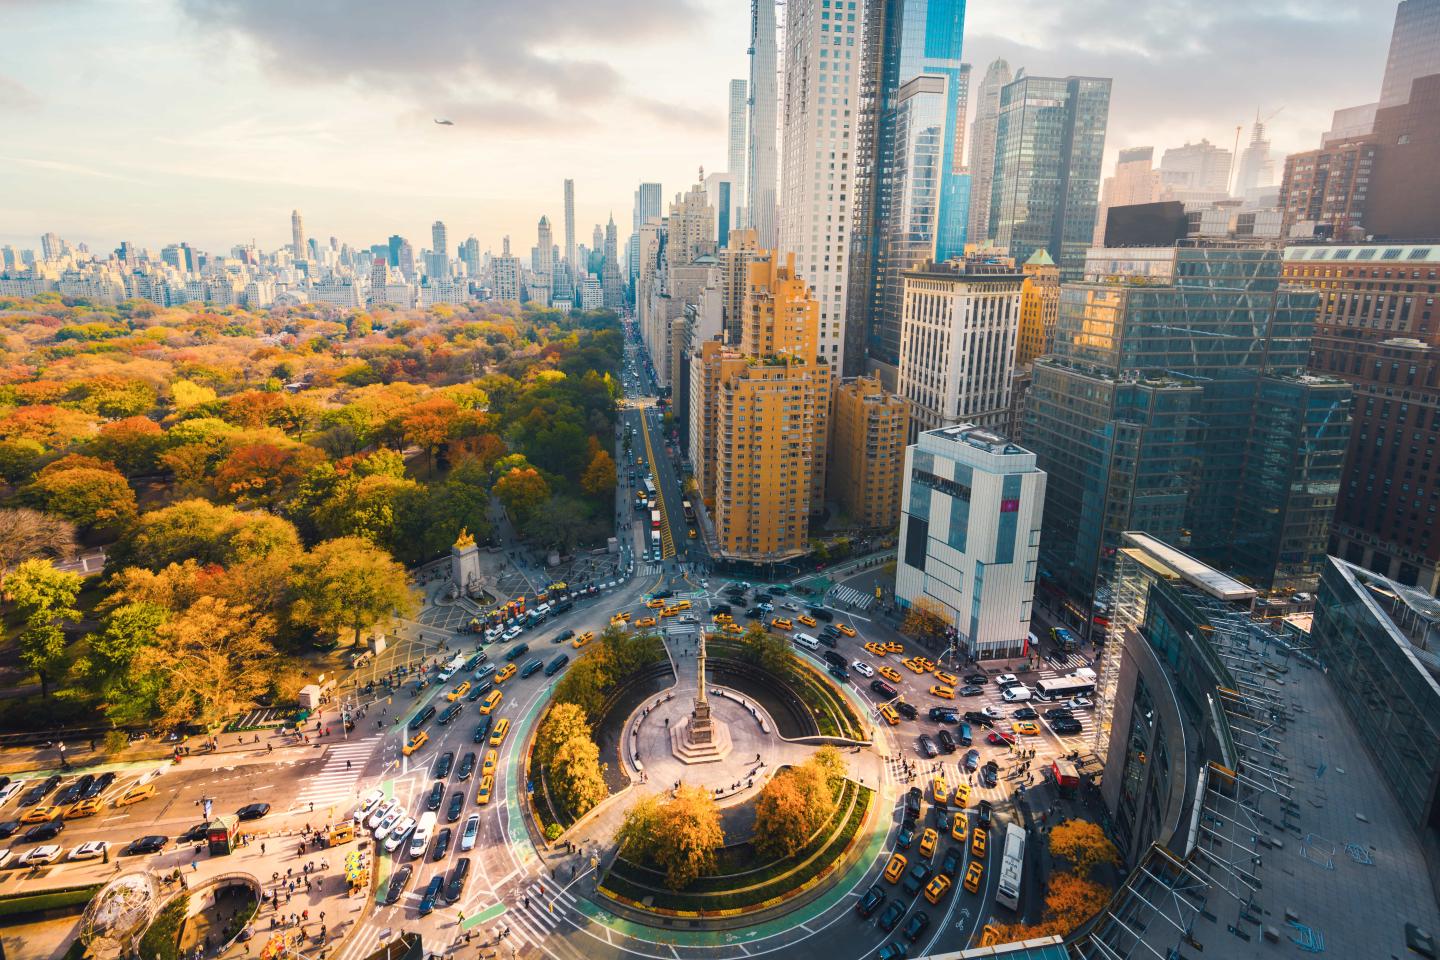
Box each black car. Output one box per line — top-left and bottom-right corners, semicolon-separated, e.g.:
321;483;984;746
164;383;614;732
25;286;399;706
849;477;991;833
856;883;886;918
745;607;763;619
384;864;413;904
426;781;445;811
872;680;898;699
1012;707;1039;720
180;823;210;843
409;705;436;730
977;799;993;828
822;651;847;669
445;857;471;902
958;685;984;697
963;749;980;772
473;717;493;743
928;707;958;723
84;772;115;799
980;763;998;788
936;729;957;753
918;735;938;759
827;663;850;683
894;701;918;721
236;803;270;821
897;819;916;848
58;774;94;805
820;625;841;639
712;604;733;616
19;776;59;807
808;607;834;622
434;752;456;779
817;632;837;648
939;846;964;880
878;943;909;960
754;592;773;603
520;659;543;679
963;710;995;728
431;827;452;861
456;752;477;781
464;653;485;671
901;863;933;896
1044;707;1075;720
904;786;923;819
446;791;465;823
963;674;988;685
127;835;168;855
437;703;462;725
902;911;930;943
418;876;443;915
23;820;63;842
504;643;529;662
877;899;905;932
0;821;18;840
653;590;674;601
1053;720;1083;735
555;629;575;645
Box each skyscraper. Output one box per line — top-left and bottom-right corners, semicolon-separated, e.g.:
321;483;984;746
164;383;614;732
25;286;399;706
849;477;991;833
747;0;779;249
828;375;910;530
602;215;623;309
967;59;1012;245
460;236;481;278
1093;146;1161;245
727;78;748;221
430;220;449;279
628;182;663;284
492;236;520;302
536;216;553;295
563;179;576;274
1233;115;1276;199
780;0;862;372
1159;139;1234;200
989;75;1112;281
386;234;405;268
849;0;972;374
1380;0;1440;109
291;210;306;259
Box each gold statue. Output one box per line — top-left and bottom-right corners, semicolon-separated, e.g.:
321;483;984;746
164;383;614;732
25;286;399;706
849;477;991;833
454;527;476;549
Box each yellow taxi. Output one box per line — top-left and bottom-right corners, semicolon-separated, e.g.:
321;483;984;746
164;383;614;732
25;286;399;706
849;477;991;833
971;825;988;859
924;873;952;905
673;599;691;611
482;749;498;776
951;811;969;842
724;622;743;634
797;614;817;627
932;776;949;805
864;641;888;657
636;617;657;628
712;612;733;623
963;860;984;893
479;690;504;715
688;528;697;538
646;598;667;609
660;606;679;618
572;631;594;648
914;656;936;672
65;798;103;819
495;663;517;683
114;784;155;807
934;670;959;687
930;684;955;700
879;703;900;725
837;624;857;638
1013;721;1041;737
489;717;511;746
403;731;429;756
610;612;632;625
919;828;938;858
878;665;903;684
883;852;907;883
770;617;793;631
953;782;971;809
904;658;929;675
883;641;904;654
476;775;494;805
447;681;471;702
21;805;61;824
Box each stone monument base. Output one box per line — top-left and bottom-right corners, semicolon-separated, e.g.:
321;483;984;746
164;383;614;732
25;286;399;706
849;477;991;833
670;717;733;764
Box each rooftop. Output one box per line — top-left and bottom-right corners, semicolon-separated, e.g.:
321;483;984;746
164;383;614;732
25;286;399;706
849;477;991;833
1283;242;1440;263
1119;531;1256;601
925;424;1029;457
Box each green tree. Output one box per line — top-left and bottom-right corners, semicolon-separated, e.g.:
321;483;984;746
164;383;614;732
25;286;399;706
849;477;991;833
494;466;550;527
740;622;793;675
5;559;82;697
289;537;419;646
83;601;168;725
528;496;589;553
24;461;137;532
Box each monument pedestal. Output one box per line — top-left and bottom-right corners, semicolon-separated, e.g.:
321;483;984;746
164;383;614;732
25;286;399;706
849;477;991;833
669;712;733;764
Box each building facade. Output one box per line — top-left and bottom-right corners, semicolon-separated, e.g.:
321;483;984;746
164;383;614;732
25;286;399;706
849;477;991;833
1380;0;1440;109
1278;136;1377;238
1093;146;1161;246
747;0;780;250
728;78;748;223
1366;74;1440;240
895;424;1045;660
1014;249;1060;366
897;255;1023;438
966;58;1013;245
828;375;910;529
989;75;1112;281
1158;139;1233;203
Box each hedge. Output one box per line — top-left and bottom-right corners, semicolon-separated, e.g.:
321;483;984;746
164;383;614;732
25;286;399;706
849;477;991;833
0;884;103;919
138;893;188;960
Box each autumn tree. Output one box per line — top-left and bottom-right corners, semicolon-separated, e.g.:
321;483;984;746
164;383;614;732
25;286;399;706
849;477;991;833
740;622;793;675
5;559;82;697
550;734;608;820
402;395;460;475
212;442;324;504
1048;819;1120;877
289;537;419;646
0;508;76;577
24;458;137;532
753;759;835;859
902;596;951;643
535;703;593;768
615;786;724;890
123;499;301;570
494;466;550;526
88;416;166;475
580;448;616;496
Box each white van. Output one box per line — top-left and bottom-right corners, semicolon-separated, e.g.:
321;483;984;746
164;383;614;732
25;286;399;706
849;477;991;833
1001;684;1033;703
792;633;820;651
409;812;437;859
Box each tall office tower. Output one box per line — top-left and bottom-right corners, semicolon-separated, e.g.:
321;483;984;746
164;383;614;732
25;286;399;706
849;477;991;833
563;180;576;273
1366;75;1440;238
748;0;780;250
387;235;405;267
1234;116;1276;199
290;211;306;259
430;221;450;279
828;375;910;529
1014;249;1060;365
1278;138;1377;238
669;177;717;267
602;216;623;309
780;0;863;373
491;236;521;302
897;254;1024;438
1024;244;1352;604
460;237;481;278
368;257;389;304
40;232;68;261
848;0;971;375
396;240;416;281
894;424;1046;659
719;228;764;345
629;182;664;283
704;172;740;248
536;216;553;293
966;59;1013;245
728;78;748;219
1380;0;1440;108
1093;147;1161;245
989;75;1112;281
1286;242;1440;591
1158;140;1234;201
709;253;832;560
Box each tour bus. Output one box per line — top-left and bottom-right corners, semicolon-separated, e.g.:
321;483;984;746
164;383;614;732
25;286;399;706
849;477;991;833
650;531;661;553
1034;675;1096;701
643;478;657;499
995;823;1027;911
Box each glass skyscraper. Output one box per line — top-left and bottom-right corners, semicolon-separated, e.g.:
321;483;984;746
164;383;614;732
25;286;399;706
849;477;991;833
847;0;971;371
989;75;1111;282
1023;244;1353;606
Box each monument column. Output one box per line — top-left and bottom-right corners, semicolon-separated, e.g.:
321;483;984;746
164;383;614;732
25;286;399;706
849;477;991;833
671;630;732;763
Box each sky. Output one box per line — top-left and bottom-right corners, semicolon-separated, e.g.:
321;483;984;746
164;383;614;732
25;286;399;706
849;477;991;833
0;0;1397;257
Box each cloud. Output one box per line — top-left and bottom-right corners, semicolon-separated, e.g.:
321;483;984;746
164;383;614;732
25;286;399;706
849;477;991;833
0;155;145;183
180;0;705;132
0;74;39;111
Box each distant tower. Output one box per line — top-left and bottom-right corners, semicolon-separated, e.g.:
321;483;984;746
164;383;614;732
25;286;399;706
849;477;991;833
563;180;576;272
967;59;1013;244
747;0;779;248
430;220;450;279
1234;114;1276;199
727;79;748;224
1380;0;1440;108
537;215;554;294
291;210;306;259
602;215;623;309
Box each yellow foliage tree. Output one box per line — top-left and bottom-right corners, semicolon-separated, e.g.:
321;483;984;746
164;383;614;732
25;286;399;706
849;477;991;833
1048;819;1120;877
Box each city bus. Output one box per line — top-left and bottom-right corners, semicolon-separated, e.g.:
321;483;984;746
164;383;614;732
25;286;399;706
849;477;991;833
643;478;657;499
995;823;1026;911
1034;675;1096;701
650;509;661;530
1050;626;1080;652
650;531;661;554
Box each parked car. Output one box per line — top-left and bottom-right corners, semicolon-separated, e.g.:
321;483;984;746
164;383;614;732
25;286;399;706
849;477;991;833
23;821;64;842
126;835;168;855
18;845;61;866
68;840;109;862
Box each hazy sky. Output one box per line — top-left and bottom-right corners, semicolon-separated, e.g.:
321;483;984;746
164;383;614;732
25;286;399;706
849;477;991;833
0;0;1395;257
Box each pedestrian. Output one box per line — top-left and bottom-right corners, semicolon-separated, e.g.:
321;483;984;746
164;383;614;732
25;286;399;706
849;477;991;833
261;842;266;855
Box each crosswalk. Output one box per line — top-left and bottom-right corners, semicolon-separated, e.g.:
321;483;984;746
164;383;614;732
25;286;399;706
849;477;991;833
292;736;381;814
830;584;875;611
504;877;581;949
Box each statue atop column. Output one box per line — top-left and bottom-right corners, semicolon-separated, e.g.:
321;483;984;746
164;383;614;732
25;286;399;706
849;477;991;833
670;628;732;763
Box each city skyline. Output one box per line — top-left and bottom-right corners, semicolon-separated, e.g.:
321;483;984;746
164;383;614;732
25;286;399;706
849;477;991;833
1;0;1396;253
